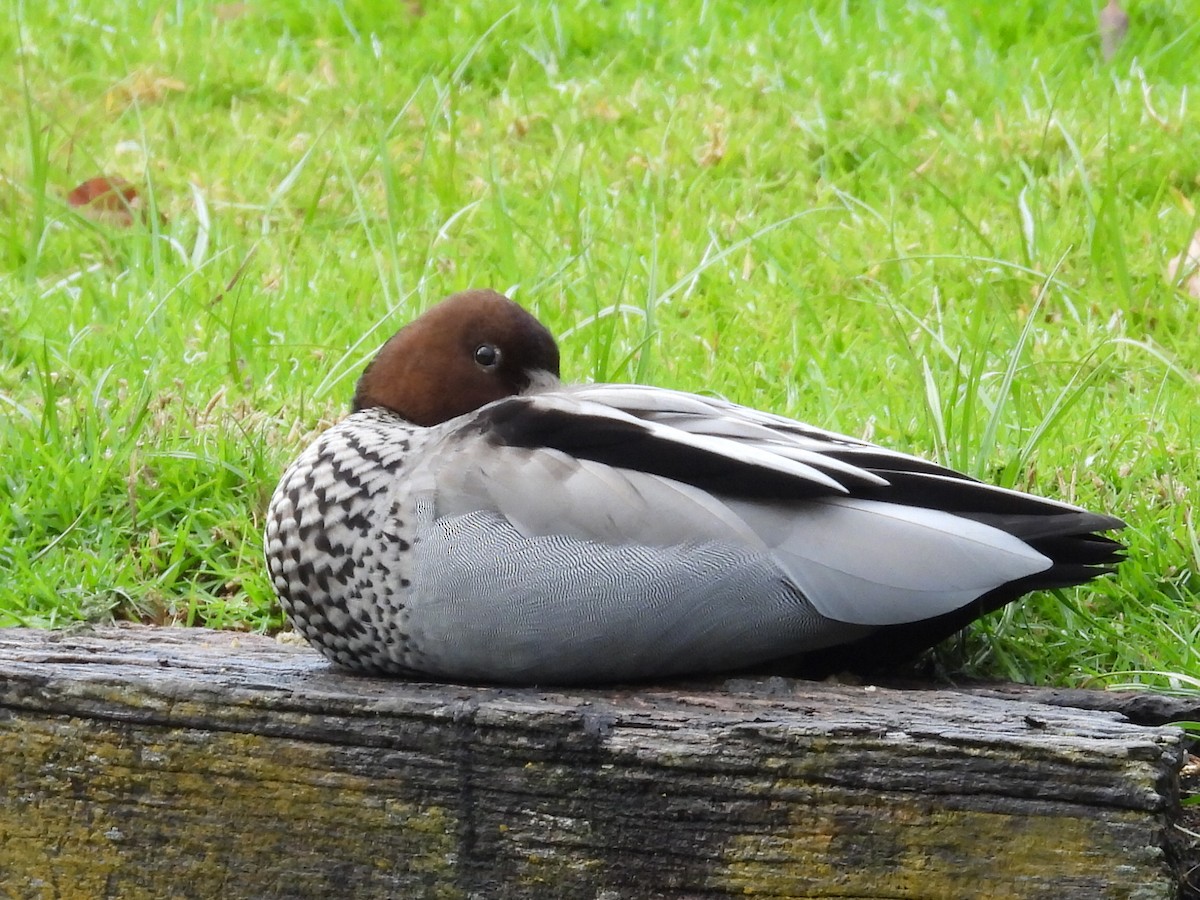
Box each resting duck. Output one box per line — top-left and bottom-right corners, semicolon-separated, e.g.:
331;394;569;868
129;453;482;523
265;289;1124;684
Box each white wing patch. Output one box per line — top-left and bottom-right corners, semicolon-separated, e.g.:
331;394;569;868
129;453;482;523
526;392;859;492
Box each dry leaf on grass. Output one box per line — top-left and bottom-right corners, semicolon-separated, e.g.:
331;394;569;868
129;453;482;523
1099;0;1129;62
214;3;250;21
106;69;186;111
1166;230;1200;299
697;121;727;168
67;176;144;227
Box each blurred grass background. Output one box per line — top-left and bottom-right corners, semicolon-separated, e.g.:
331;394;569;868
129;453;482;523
2;0;1199;686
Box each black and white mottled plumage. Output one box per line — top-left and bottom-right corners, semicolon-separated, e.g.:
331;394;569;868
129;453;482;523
265;289;1124;684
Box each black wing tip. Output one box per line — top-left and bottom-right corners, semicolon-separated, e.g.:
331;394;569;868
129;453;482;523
1025;515;1126;570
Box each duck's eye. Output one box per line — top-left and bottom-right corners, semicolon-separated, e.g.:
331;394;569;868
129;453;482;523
474;343;501;369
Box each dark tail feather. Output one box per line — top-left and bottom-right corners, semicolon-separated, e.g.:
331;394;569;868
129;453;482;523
1027;533;1124;568
962;510;1124;545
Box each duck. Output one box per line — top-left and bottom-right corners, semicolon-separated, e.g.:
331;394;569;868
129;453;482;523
265;289;1125;684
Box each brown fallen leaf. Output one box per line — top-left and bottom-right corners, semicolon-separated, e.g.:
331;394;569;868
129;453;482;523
214;3;250;21
591;99;621;123
67;176;143;227
1166;229;1200;299
106;69;187;111
508;114;547;139
697;121;727;168
1099;0;1129;62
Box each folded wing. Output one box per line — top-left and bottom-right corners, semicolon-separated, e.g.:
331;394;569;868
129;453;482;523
426;386;1122;634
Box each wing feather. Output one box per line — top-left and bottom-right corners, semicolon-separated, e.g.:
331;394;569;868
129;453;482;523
433;442;765;549
418;382;1122;636
725;497;1051;626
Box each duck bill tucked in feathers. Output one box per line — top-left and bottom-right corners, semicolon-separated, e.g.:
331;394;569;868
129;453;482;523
265;289;1124;684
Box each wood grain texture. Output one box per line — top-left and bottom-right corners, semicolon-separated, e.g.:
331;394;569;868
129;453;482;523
0;626;1186;899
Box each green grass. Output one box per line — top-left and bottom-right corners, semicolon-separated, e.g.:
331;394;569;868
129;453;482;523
2;0;1199;687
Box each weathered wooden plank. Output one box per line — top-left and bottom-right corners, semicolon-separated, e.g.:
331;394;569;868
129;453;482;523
0;626;1186;899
